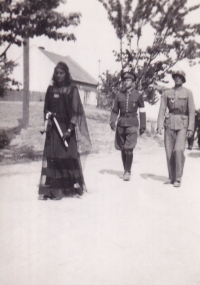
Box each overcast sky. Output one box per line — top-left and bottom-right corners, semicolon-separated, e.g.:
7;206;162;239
2;0;200;107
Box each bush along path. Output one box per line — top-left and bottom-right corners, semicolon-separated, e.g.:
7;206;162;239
0;123;28;164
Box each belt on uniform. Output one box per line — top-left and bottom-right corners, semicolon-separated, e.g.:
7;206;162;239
169;110;188;115
121;113;137;118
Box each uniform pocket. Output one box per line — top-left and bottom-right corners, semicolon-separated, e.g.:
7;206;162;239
178;94;187;106
164;114;172;127
164;117;169;127
129;100;138;112
178;93;187;99
181;115;189;128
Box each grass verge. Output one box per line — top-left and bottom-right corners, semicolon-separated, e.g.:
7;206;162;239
0;102;161;165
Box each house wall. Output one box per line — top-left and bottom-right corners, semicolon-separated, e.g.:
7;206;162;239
77;88;97;106
76;83;97;106
1;88;97;106
13;45;56;92
86;91;97;105
11;46;97;105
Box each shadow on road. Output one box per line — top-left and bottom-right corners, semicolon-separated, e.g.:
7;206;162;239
99;169;123;177
187;152;200;158
140;173;167;182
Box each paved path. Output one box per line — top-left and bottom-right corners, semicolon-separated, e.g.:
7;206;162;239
0;146;200;285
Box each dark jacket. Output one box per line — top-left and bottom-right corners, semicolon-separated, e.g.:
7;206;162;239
110;87;146;129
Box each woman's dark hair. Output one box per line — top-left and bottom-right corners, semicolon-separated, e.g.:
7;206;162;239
52;61;72;86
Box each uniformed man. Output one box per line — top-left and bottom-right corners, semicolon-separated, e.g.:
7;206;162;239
110;71;146;181
157;70;195;187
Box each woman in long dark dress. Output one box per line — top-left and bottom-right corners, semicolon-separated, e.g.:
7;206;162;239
38;62;91;200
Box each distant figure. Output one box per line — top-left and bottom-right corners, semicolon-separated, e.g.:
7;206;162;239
38;62;91;200
195;110;200;149
198;132;200;149
110;71;146;181
198;117;200;149
157;70;195;187
187;110;200;150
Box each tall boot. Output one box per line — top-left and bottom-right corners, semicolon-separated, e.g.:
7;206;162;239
121;150;126;171
123;151;133;181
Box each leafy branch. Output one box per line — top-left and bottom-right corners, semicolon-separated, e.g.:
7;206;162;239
98;0;200;105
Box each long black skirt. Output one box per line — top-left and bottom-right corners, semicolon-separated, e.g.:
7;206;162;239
38;127;86;199
39;155;86;198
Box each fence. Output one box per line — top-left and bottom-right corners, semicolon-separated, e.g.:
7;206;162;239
0;90;45;102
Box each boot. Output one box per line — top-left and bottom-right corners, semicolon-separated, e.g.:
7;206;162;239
125;151;133;172
174;180;181;187
123;171;131;181
121;150;126;170
123;151;133;181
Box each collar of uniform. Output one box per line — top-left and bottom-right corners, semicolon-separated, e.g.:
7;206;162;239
173;86;183;91
126;87;132;94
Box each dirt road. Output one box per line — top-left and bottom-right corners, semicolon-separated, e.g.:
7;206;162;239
0;145;200;285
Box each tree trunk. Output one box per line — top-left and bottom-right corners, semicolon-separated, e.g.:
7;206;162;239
22;38;30;127
120;38;123;69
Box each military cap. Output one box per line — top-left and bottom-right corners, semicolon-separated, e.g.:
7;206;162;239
121;71;137;82
172;70;186;83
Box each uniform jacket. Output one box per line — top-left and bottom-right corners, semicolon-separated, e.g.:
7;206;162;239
110;87;146;129
157;86;195;132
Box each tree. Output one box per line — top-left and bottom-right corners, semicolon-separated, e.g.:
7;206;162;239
0;0;80;58
0;58;20;97
98;70;121;109
98;0;200;105
0;0;81;77
0;0;81;125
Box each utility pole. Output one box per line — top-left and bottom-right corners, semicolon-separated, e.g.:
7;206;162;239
23;37;30;127
97;59;101;107
98;59;101;83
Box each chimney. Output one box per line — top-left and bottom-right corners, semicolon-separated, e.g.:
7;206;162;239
39;46;45;50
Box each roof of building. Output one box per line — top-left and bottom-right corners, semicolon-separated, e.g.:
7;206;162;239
39;48;98;86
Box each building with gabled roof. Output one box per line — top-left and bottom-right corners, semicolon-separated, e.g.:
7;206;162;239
12;45;98;105
40;48;97;86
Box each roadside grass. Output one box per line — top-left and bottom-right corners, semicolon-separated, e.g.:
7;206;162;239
0;102;161;164
0;102;110;127
0;102;113;164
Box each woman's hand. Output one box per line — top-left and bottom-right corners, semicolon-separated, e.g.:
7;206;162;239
110;122;116;131
63;129;72;141
46;118;53;132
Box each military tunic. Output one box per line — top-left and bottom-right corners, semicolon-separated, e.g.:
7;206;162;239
157;86;195;182
110;87;146;151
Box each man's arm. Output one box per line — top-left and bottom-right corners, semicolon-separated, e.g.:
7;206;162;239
138;94;146;135
157;91;168;134
109;94;119;130
187;90;195;136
